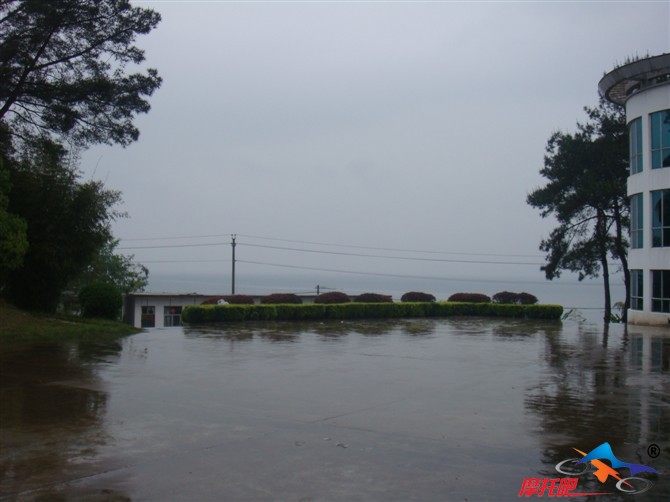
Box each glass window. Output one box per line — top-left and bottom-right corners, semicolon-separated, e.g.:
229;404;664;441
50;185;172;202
629;118;643;174
651;270;670;313
141;306;155;328
630;270;644;311
164;306;182;327
630;193;644;248
650;110;670;169
651;190;670;247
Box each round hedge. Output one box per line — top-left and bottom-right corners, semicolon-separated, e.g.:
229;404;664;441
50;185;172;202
447;292;491;303
261;293;302;304
314;291;351;304
79;282;123;319
492;291;538;305
354;293;393;303
401;291;436;302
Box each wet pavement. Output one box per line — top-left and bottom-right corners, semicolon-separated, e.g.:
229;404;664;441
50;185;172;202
1;316;669;501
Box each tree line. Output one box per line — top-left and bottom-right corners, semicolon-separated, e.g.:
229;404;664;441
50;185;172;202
0;0;160;312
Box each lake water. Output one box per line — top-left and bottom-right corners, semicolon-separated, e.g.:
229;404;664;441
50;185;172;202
1;314;668;501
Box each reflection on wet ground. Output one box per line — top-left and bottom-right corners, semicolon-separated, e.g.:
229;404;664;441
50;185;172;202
1;316;668;501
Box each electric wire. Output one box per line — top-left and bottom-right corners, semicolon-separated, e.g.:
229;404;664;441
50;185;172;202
118;232;545;259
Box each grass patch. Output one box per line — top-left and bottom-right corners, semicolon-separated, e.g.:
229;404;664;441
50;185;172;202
0;299;140;344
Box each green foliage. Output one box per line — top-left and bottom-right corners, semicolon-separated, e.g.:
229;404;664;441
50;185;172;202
447;293;491;303
4;140;121;311
0;0;162;149
527;97;629;322
315;291;351;304
354;293;393;303
69;238;148;294
0;157;27;284
401;291;436;302
492;291;538;305
261;293;302;304
181;302;564;324
79;283;122;320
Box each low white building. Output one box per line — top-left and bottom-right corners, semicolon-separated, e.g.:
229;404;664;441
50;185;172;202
123;292;321;328
123;293;211;328
599;53;670;326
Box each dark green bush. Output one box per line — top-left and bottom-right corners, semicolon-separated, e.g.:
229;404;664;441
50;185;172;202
354;293;393;303
315;291;351;304
447;293;491;303
79;282;122;320
517;292;538;305
492;291;538;305
261;293;302;304
401;291;436;302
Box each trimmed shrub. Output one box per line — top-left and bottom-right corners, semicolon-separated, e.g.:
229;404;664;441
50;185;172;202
181;302;563;324
401;291;436;302
354;293;393;303
492;291;520;304
261;293;302;304
492;291;539;305
79;282;122;320
447;293;491;303
315;291;351;304
517;292;538;305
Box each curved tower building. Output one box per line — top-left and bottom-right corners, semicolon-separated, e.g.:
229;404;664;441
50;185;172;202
599;54;670;326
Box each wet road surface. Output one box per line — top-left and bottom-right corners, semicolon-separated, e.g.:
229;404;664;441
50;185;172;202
1;316;669;501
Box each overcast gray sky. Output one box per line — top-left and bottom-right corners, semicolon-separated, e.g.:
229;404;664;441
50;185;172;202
81;0;669;297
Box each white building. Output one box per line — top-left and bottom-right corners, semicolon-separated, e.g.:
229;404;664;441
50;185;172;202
599;54;670;326
123;292;322;328
124;293;211;328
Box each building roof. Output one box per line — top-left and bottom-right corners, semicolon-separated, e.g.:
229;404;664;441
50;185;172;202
599;53;670;105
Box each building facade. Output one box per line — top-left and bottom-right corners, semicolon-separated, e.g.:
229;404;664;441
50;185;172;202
599;54;670;326
123;292;322;328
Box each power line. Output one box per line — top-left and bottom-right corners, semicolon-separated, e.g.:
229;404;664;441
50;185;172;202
117;242;229;250
237;233;544;259
236;259;587;285
119;233;232;242
239;242;543;266
118;231;545;259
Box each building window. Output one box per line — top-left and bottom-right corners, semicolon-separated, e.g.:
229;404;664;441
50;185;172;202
651;189;670;247
629;118;643;174
630;270;644;311
164;306;182;327
631;193;644;248
650;109;670;169
651;270;670;313
141;306;155;328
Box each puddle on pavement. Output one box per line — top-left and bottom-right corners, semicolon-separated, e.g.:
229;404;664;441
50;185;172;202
1;316;668;500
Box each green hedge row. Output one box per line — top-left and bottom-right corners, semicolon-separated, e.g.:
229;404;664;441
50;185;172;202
181;302;563;324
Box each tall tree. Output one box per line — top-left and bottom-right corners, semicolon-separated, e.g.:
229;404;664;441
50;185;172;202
0;154;28;285
4;139;121;311
527;98;629;323
0;0;161;148
0;1;160;311
69;238;149;294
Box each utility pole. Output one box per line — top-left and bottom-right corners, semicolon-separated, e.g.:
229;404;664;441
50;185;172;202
231;234;236;294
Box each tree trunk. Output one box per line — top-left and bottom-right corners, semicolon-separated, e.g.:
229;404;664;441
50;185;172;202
597;210;612;323
612;203;630;323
